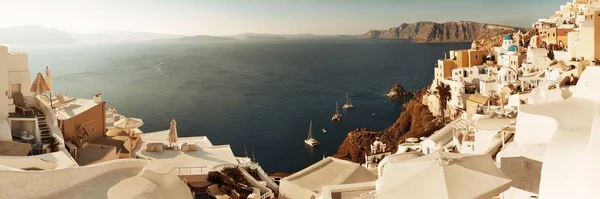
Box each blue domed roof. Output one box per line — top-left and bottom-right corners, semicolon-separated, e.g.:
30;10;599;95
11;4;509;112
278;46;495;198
504;35;514;41
508;45;518;52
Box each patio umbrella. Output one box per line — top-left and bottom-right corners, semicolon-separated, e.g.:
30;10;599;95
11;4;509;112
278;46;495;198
30;73;50;94
501;156;542;195
114;117;143;136
45;66;52;93
115;117;143;129
376;151;511;199
168;119;178;147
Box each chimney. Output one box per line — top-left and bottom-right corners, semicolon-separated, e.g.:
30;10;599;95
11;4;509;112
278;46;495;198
93;93;102;103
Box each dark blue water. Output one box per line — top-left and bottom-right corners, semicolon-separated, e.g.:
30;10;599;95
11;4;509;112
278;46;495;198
13;39;469;173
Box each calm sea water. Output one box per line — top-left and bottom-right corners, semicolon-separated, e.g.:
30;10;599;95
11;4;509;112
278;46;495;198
12;38;470;173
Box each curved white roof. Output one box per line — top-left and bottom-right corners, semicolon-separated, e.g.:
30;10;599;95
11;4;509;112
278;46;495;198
423;123;454;146
0;159;192;199
280;157;376;198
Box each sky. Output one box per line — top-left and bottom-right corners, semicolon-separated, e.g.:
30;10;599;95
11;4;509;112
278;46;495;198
0;0;568;36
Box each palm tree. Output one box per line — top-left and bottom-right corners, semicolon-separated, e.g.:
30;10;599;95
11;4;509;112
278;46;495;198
436;83;452;123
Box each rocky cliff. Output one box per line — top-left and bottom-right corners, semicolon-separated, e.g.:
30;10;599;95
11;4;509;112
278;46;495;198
386;84;413;101
333;93;443;163
361;21;525;43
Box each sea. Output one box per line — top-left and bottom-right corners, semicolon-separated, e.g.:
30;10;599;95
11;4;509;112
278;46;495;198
10;38;470;173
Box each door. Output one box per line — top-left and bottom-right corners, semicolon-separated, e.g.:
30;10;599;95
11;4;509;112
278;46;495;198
10;84;21;98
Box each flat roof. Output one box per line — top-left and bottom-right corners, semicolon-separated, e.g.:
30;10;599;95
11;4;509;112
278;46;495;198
76;144;117;166
91;136;131;154
467;94;491;105
134;130;238;173
474;118;515;131
56;97;101;121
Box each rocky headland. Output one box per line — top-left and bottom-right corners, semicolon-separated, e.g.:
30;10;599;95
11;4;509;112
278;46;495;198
361;21;525;43
386;84;413;101
333;88;443;164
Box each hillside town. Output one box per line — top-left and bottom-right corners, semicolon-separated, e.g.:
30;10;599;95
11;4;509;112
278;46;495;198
2;0;600;199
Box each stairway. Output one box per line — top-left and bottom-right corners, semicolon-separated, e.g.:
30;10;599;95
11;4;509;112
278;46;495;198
35;110;52;145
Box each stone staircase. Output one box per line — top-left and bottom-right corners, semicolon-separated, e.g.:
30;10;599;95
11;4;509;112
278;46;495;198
35;110;52;145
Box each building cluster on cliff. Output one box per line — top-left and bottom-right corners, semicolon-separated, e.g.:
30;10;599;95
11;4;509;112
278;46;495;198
286;0;600;199
5;1;600;199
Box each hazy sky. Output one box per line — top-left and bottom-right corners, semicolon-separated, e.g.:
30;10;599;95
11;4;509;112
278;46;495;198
0;0;567;36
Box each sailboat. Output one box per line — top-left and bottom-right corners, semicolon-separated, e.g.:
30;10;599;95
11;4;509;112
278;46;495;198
331;101;343;122
343;92;354;109
304;121;320;147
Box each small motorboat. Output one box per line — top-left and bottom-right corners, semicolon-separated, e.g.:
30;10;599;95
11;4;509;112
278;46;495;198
372;113;376;116
322;129;327;133
304;121;320;147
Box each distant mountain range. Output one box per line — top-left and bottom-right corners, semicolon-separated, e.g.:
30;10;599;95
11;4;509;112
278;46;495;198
0;26;76;44
229;33;320;40
0;25;371;45
164;35;237;42
0;25;184;45
361;21;526;43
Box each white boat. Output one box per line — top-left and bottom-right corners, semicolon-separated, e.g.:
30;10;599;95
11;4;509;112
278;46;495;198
343;92;354;109
304;121;320;147
322;129;327;133
331;101;342;121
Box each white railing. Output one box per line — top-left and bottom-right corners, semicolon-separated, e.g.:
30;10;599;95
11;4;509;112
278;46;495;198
173;166;207;175
260;190;274;199
254;164;279;191
32;96;66;147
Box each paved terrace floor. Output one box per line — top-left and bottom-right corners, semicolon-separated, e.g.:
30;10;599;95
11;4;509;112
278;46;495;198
134;130;238;173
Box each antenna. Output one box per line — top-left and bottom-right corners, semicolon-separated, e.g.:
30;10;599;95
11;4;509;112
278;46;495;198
244;144;249;158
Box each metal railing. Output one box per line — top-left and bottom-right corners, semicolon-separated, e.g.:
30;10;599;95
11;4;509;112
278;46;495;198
174;166;207;175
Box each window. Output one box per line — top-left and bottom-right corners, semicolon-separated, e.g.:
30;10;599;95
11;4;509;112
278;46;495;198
475;55;478;59
470;71;473;75
553;33;556;37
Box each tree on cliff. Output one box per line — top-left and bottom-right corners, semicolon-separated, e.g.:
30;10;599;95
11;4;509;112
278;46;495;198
547;46;555;60
436;82;451;123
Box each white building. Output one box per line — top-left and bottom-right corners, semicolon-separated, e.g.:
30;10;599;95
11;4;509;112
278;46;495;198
523;46;551;73
504;66;600;198
497;66;518;86
441;79;467;109
457;118;515;155
363;138;391;170
421;123;454;155
0;45;32;140
495;35;521;68
451;67;480;83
